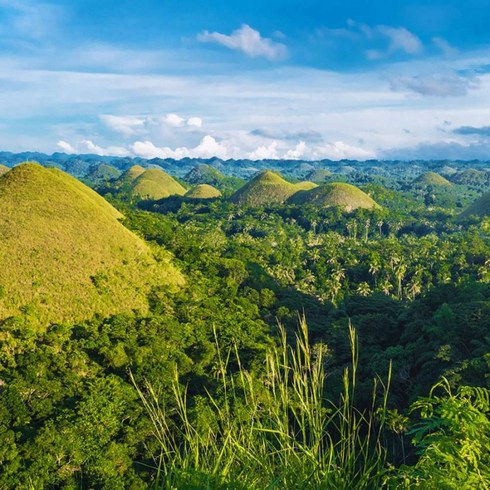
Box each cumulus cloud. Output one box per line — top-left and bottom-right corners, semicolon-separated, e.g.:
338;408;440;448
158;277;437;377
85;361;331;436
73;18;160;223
131;135;228;159
187;116;203;127
453;125;490;137
197;24;287;60
312;141;375;160
164;113;185;127
247;141;279;160
99;114;145;136
80;139;130;157
390;75;475;97
56;140;76;154
283;141;307;159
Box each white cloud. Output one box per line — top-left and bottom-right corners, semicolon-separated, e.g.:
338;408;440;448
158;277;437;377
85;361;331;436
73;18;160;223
197;24;287;60
99;114;145;136
80;139;129;157
164;113;185;127
131;135;228;159
56;140;76;154
377;26;423;56
312;141;376;160
391;75;476;97
187;116;203;127
247;141;279;160
432;37;458;57
283;141;307;159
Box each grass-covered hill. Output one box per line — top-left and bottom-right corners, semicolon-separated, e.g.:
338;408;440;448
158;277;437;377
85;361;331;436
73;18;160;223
305;168;332;183
413;171;452;187
229;170;318;206
0;164;9;176
450;168;490;187
459;191;490;219
185;183;222;199
114;167;187;200
287;182;381;211
0;163;183;326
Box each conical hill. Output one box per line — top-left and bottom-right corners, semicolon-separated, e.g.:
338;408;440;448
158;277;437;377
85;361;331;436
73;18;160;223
413;172;452;186
0;163;183;326
459;192;490;219
229;170;318;206
130;168;187;200
287;182;381;211
185;184;222;199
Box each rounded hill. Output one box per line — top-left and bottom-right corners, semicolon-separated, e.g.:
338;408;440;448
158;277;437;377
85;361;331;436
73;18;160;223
459;192;490;220
0;164;9;176
184;164;225;186
287;182;381;211
229;170;317;207
129;168;187;200
185;184;222;199
0;163;183;326
305;168;332;183
413;172;452;186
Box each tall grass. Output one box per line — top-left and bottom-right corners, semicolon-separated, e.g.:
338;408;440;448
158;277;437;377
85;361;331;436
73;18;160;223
132;319;391;489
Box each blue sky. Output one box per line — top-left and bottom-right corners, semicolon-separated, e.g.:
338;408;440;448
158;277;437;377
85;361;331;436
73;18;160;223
1;0;490;160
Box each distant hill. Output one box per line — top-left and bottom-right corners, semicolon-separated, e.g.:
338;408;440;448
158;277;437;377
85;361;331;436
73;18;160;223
287;182;381;211
459;192;490;219
305;168;332;183
184;164;225;185
0;163;183;326
229;170;318;206
185;184;222;199
450;169;490;187
0;164;9;176
413;172;452;186
84;163;120;184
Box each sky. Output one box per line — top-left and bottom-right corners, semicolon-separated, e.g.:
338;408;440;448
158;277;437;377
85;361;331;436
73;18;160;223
1;0;490;161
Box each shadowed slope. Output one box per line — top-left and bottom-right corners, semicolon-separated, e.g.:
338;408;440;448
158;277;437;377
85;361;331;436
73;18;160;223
0;163;183;326
459;192;490;219
287;182;381;211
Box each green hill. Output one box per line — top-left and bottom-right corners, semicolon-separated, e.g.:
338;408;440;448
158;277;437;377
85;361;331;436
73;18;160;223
184;164;225;185
130;168;187;200
459;192;490;219
450;169;490;187
287;182;381;211
85;163;120;184
0;163;183;326
305;168;332;183
185;184;222;199
413;172;452;186
0;164;9;176
229;170;318;206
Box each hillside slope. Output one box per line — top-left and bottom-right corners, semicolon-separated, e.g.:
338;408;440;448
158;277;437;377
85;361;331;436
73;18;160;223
185;184;222;199
0;163;183;326
130;168;187;200
287;182;381;211
229;170;317;206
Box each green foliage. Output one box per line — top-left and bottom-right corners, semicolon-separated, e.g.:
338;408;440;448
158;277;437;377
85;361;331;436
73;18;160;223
395;380;490;489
